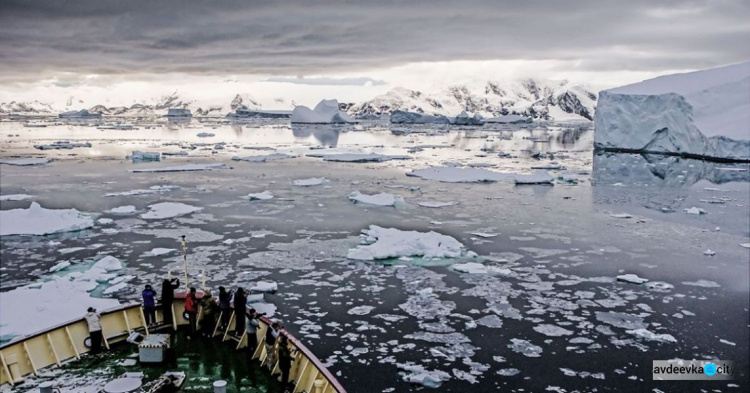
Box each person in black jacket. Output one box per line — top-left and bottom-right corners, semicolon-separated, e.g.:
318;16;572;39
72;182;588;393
233;287;247;335
278;335;294;392
160;277;180;328
218;286;233;331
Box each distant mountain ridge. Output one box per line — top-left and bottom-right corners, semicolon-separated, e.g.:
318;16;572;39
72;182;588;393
0;79;597;121
347;79;597;121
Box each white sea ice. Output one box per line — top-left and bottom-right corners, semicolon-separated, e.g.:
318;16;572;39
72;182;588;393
533;324;574;337
595;312;647;330
514;170;555;185
49;261;71;273
108;205;137;214
627;329;677;343
703;249;716;256
293;177;328;187
248;281;278;293
291;99;355;124
348;306;376;315
0;202;95;236
451;262;511;275
417;201;459;208
232;153;295;162
140;202;202;219
681;279;721;288
0;157;51;166
247;191;274;200
348;191;404;207
407;166;512;183
610;213;633;219
131;163;227;173
0;194;35;201
616;274;649;284
683;207;708;215
508;338;543;357
397;363;451;388
496;368;521;376
347;225;466;260
740;243;750;249
148;248;176;256
104;185;179;197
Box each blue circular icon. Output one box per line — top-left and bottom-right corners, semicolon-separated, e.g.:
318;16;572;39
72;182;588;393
704;363;717;376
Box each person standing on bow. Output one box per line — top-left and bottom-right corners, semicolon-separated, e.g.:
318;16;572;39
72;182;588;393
185;287;198;338
200;288;217;338
245;308;262;359
218;286;233;331
141;284;157;326
278;335;295;392
233;287;247;336
160;277;180;328
84;307;104;354
264;321;281;369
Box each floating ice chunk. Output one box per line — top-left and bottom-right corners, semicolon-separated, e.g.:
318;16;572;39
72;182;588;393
681;279;720;288
533;324;574;337
616;274;649;284
740;243;750;249
719;339;736;346
348;305;375;315
683;207;707;215
397;363;451;388
569;337;594;344
108;205;137;214
0;157;51;166
232;153;295;162
407;166;513;183
131;163;227;173
49;261;71;273
595;312;647;330
470;232;499;238
293;177;328;187
626;329;677;343
149;248;176;256
475;315;504;328
130;150;161;161
417;201;459;208
610;213;633;219
196;132;215;137
645;281;674;292
0;194;35;201
247;191;274;200
514;170;554;185
497;368;521;376
508;338;543;357
703;249;716;256
0;202;95;236
308;152;411;162
140;202;202;219
348;191;404;207
104;185;180;197
291;99;355;124
347;225;466;260
248;281;278;293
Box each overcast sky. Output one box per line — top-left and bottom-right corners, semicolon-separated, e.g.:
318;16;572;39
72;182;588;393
1;0;748;107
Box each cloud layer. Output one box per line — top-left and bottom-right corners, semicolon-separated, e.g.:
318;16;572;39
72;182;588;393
1;0;748;84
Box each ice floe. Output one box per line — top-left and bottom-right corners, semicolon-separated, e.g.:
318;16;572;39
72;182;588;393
232;153;295;162
417;201;459;208
0;202;95;236
683;207;707;215
148;248;176;256
616;274;649;284
407;166;512;183
307;152;411;162
247;191;274;200
131;163;227;173
681;279;720;288
348;191;404;207
627;328;677;343
508;338;543;357
0;157;51;166
248;281;278;293
140;202;202;219
595;312;647;330
397;363;451;388
533;324;574;337
104;185;179;197
293;177;328;187
514;170;555;185
347;226;466;260
108;205;137;214
0;194;35;201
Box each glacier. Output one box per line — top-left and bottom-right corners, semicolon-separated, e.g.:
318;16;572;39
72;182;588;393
594;62;750;161
291;99;355;124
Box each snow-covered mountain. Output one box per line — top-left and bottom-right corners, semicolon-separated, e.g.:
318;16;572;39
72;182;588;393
0;100;55;115
348;79;597;121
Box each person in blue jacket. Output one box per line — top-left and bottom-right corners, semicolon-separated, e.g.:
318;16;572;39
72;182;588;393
142;284;157;326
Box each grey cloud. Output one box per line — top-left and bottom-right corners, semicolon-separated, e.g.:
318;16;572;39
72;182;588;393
0;0;748;82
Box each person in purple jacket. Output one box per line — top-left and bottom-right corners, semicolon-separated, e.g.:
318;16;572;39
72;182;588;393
142;284;157;326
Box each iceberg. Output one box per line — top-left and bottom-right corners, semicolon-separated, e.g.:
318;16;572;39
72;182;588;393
0;202;95;236
290;99;355;124
390;110;451;124
165;108;192;117
58;109;102;118
348;191;405;207
347;225;466;260
594;62;750;161
452;111;484;125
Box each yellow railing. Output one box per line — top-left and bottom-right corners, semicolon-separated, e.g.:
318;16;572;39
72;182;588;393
0;295;347;393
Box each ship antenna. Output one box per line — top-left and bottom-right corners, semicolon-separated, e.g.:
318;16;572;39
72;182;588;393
181;235;188;290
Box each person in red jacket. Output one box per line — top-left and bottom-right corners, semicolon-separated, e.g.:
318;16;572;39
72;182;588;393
185;287;198;338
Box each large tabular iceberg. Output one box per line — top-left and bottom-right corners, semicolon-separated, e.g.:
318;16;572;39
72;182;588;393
291;99;355;124
0;202;95;236
594;62;750;161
